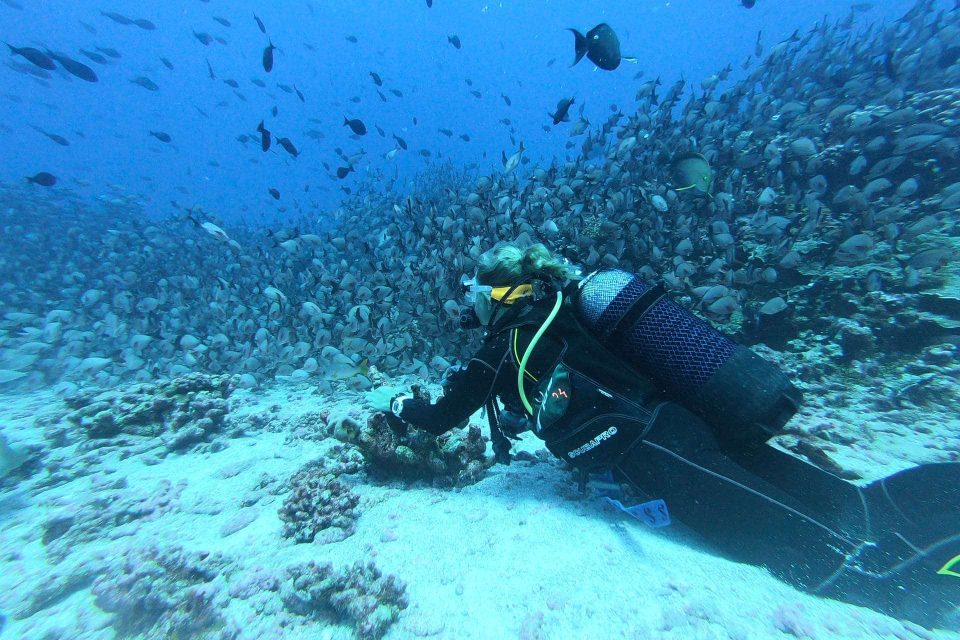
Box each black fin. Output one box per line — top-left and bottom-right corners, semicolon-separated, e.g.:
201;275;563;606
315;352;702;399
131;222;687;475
568;29;587;66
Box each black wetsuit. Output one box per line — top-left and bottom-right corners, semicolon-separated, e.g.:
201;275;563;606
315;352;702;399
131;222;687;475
398;300;960;629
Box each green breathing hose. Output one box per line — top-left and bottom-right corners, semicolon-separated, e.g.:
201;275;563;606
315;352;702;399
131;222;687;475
517;291;563;414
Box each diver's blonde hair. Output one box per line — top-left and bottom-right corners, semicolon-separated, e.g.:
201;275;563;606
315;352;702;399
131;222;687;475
476;242;581;285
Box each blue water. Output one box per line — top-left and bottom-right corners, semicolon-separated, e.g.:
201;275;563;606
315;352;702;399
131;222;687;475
0;0;920;221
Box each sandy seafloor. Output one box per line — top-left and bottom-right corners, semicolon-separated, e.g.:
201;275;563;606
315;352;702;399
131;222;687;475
1;375;958;640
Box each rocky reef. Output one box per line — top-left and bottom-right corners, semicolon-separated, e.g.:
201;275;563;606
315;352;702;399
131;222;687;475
278;454;362;544
283;560;408;640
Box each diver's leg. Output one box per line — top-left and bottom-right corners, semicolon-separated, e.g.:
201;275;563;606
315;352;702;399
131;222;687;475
612;402;960;627
612;402;864;590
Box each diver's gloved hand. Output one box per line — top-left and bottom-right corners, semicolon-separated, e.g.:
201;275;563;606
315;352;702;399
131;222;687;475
387;394;413;436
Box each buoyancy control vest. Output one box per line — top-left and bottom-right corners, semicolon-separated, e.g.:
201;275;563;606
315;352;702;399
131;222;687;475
489;268;802;468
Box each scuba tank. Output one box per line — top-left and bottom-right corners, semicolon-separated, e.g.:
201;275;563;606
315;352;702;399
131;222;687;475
570;269;801;447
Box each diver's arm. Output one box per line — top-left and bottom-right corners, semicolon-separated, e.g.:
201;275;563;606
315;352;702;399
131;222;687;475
396;338;507;435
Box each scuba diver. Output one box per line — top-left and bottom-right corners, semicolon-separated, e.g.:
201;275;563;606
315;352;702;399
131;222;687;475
383;241;960;629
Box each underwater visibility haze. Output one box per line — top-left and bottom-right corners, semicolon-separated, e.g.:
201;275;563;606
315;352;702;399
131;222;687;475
0;0;959;638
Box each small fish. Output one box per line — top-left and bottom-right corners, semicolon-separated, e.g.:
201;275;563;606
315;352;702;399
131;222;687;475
48;51;98;82
257;120;271;151
438;128;453;137
390;88;403;98
213;16;232;27
369;71;383;86
550;97;575;125
96;46;121;59
294;85;305;102
448;35;461;49
377;90;387;102
206;58;216;79
134;18;155;31
193;31;213;46
501;93;511;106
26;172;56;186
268;188;280;200
502;141;525;173
426;0;432;6
741;0;756;7
223;79;239;88
79;49;108;64
336;165;354;179
149;131;171;143
131;76;159;91
160;57;174;70
30;126;69;146
419;149;431;157
101;11;134;25
393;134;407;150
343;117;367;136
5;43;56;72
460;133;471;142
251;78;265;87
346;35;358;43
254;14;266;34
277;137;299;157
470;90;482;99
262;40;276;72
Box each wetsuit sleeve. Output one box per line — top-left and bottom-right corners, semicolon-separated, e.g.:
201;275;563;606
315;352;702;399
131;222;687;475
398;336;507;436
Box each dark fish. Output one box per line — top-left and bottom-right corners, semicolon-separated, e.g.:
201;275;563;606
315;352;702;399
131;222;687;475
448;35;461;49
426;0;432;6
131;76;159;90
254;14;266;34
101;11;134;25
257;120;271;151
460;133;471;142
390;88;403;98
438;128;453;137
49;52;99;82
741;0;756;7
134;19;155;31
224;79;239;88
377;90;387;102
346;35;358;43
79;49;108;64
6;44;56;70
2;0;23;9
268;188;280;199
96;46;120;59
206;59;216;79
271;105;278;116
277;84;293;93
500;118;512;125
542;125;551;132
938;46;960;69
294;85;305;102
393;134;407;150
546;57;556;67
26;172;56;186
213;16;232;27
336;165;353;179
30;126;69;145
149;131;171;143
343;117;366;135
550;97;575;124
277;137;299;157
569;23;634;71
369;71;383;86
350;95;361;103
465;78;473;86
501;93;511;106
375;125;385;137
193;31;213;46
215;36;227;46
251;78;265;87
160;57;174;70
79;20;96;34
419;149;431;157
262;40;276;72
470;90;482;99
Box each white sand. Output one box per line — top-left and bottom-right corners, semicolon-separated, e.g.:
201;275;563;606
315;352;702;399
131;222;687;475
0;381;957;640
